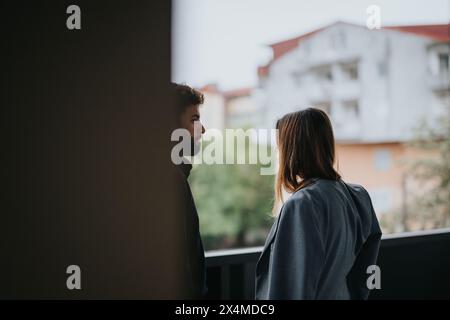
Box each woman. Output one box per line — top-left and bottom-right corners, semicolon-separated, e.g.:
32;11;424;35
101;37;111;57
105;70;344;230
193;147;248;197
255;108;382;300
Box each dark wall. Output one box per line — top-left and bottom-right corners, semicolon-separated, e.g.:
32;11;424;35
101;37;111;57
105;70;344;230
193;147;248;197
1;1;185;298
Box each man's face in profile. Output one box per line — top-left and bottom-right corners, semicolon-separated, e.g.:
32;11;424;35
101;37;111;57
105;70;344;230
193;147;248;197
179;104;205;155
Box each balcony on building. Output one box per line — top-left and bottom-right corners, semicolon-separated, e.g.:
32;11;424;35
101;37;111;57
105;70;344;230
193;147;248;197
427;43;450;94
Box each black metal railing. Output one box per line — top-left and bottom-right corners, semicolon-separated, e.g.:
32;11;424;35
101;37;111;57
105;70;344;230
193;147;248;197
205;227;450;299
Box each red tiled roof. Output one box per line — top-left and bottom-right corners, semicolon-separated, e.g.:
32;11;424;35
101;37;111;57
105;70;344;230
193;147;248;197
257;22;450;78
268;27;325;61
257;22;339;78
384;24;450;42
258;65;270;78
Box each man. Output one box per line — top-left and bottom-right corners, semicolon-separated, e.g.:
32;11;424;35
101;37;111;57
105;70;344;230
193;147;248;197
170;83;207;298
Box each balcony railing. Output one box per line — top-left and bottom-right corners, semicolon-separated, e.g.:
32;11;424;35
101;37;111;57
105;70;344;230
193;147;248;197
205;227;450;299
427;73;450;92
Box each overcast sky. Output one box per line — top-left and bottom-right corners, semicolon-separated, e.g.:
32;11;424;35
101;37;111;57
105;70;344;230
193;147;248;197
172;0;450;90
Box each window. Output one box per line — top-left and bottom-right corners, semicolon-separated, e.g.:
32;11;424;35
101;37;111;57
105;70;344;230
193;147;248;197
438;53;449;74
341;62;358;80
374;149;391;171
315;66;333;82
378;60;388;77
341;100;359;118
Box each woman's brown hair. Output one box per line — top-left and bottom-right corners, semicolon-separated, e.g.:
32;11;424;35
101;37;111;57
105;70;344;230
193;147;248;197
274;108;341;212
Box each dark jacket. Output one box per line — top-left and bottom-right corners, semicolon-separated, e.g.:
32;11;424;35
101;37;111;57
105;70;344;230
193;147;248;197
255;178;382;300
177;162;207;299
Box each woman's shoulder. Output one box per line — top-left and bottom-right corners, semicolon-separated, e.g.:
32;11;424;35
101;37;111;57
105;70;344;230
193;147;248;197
284;179;329;210
289;178;372;205
342;180;372;201
289;178;337;199
279;181;330;224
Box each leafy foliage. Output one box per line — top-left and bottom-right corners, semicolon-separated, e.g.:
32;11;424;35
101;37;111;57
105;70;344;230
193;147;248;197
189;140;275;250
405;106;450;229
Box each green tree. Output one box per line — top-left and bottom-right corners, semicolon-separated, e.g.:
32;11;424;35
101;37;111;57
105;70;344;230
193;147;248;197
189;140;275;250
405;106;450;230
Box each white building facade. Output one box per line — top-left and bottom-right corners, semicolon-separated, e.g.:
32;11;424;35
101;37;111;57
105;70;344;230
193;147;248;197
259;22;450;143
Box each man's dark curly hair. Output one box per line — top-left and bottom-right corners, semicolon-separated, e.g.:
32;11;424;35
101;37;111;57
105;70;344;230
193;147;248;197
171;83;204;114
